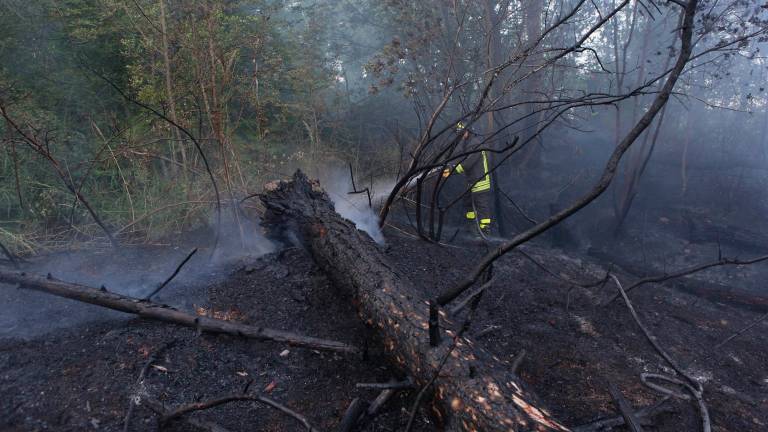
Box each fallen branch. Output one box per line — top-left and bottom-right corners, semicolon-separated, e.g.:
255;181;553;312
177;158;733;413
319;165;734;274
607;382;645;432
572;397;672;432
159;394;319;431
123;341;176;432
0;270;358;354
367;386;397;417
350;378;406;431
142;399;233;432
338;397;368;432
612;275;711;432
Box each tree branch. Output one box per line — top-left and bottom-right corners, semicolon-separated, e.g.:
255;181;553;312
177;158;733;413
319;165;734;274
437;0;699;306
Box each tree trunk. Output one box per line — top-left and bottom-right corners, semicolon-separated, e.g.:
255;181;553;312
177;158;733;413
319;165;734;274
158;0;188;180
260;171;567;432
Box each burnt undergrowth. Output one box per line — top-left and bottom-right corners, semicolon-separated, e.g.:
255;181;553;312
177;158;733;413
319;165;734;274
0;226;766;431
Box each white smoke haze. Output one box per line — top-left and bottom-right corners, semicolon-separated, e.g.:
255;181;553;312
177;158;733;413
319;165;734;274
209;204;276;263
0;170;392;341
0;209;276;340
317;167;391;245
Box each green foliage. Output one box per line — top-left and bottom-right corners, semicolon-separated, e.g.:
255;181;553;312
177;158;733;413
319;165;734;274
0;0;364;252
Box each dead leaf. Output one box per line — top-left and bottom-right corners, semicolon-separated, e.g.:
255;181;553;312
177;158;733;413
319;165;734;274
264;380;277;393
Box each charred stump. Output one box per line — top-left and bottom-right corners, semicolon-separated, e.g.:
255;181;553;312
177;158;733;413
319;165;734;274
261;171;567;432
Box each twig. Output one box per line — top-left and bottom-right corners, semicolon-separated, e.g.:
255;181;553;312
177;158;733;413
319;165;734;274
640;373;691;400
497;186;538;224
142;398;233;432
603;254;768;305
713;310;768;351
145;248;197;300
160;394;319;431
88;68;222;254
123;341;176;432
693;310;768;365
0;101;118;247
347;162;372;207
473;324;501;339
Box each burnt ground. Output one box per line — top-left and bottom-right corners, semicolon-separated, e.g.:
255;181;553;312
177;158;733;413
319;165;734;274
1;227;767;431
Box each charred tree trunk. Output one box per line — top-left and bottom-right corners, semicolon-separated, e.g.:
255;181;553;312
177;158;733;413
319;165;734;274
260;171;566;432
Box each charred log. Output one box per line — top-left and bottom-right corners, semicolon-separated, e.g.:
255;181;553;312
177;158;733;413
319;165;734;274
260;171;567;432
0;270;358;354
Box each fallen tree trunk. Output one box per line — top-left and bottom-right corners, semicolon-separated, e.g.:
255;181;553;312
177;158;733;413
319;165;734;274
261;171;567;432
0;270;357;354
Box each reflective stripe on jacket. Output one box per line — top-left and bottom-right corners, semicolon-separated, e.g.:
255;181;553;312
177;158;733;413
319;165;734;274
455;151;491;193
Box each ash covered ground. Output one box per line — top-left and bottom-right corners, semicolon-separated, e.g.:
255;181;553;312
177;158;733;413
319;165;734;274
1;226;767;431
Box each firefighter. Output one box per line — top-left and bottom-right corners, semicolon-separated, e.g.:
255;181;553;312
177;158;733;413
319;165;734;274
444;121;493;237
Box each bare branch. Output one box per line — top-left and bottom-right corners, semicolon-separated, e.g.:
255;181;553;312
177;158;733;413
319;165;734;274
437;0;699;306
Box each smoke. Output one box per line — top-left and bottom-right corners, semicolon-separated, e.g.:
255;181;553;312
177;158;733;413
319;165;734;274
318;167;389;244
0;210;275;340
0;171;391;341
209;204;276;264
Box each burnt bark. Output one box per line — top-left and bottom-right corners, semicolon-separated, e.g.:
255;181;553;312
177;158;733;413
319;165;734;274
260;171;567;432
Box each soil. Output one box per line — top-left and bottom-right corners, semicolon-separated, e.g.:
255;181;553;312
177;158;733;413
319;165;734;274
1;226;767;431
